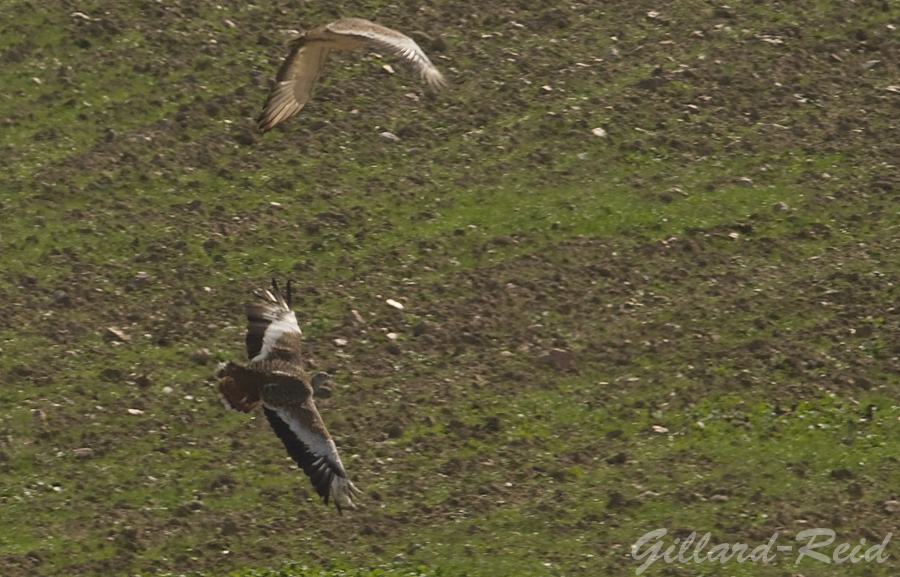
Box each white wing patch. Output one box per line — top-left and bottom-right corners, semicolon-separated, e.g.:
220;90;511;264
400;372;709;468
252;309;302;362
327;20;446;91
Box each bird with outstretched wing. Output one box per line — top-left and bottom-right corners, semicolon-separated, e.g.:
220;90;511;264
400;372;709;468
258;17;447;132
215;280;359;512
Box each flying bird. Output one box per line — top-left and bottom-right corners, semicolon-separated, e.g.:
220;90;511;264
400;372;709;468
215;280;359;512
258;17;447;132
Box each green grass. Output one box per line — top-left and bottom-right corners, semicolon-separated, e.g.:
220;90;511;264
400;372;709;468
3;0;900;575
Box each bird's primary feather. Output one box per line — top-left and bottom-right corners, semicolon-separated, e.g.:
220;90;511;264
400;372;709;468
258;17;446;132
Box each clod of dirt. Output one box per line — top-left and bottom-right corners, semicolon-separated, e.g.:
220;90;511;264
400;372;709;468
830;468;853;480
101;368;123;382
484;416;501;432
606;452;627;465
606;490;631;509
538;348;574;371
219;518;239;536
232;127;257;146
848;483;863;500
134;375;153;389
174;499;206;516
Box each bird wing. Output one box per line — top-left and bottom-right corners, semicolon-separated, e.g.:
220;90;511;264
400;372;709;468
215;361;266;413
245;279;304;367
261;379;359;512
325;18;447;91
258;38;332;132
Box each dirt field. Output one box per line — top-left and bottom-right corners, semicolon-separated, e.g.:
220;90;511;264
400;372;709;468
2;0;900;575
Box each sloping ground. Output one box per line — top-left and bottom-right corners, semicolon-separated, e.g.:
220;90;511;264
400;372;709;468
2;0;900;576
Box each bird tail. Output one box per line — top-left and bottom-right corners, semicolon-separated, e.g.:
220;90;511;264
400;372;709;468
215;362;262;413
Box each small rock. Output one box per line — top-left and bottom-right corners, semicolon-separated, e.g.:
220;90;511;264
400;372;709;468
333;338;348;347
883;500;900;514
651;425;669;434
378;131;400;143
772;201;789;212
386;332;398;340
385;298;404;310
32;408;47;425
603;46;620;60
51;290;72;306
187;348;214;365
104;327;130;343
392;553;404;563
127;408;144;416
73;447;95;459
382;64;395;75
710;494;729;503
343;310;366;326
738;177;753;187
591;127;607;138
130;271;151;288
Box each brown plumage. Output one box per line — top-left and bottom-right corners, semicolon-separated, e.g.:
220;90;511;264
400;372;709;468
258;17;447;132
215;280;359;512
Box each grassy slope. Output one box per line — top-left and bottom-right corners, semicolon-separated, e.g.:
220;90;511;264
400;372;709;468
2;0;900;576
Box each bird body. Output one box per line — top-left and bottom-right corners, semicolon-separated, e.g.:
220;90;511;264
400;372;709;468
258;17;447;132
215;280;359;512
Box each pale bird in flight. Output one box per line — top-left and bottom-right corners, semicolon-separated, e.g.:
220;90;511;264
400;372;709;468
258;17;447;132
215;280;360;513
